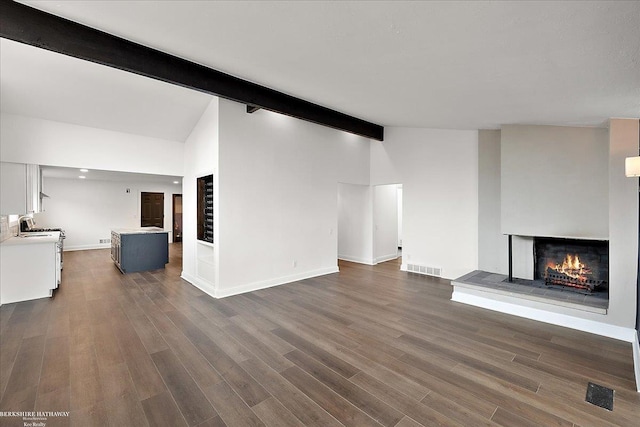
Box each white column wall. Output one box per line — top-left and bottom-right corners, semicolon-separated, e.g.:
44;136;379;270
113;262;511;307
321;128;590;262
338;183;374;264
216;99;370;297
181;99;219;295
370;127;479;280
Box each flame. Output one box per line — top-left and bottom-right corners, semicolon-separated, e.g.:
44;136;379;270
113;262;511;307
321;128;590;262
550;254;592;281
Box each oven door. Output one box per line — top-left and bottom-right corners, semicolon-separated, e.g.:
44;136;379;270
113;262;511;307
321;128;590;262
55;242;61;288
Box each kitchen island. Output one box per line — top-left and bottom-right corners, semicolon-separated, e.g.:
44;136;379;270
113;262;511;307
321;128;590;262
111;227;169;273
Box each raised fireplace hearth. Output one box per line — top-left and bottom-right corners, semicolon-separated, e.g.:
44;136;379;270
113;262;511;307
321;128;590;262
534;237;608;294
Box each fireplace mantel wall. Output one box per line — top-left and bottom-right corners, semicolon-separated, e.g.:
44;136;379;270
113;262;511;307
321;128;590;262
501;124;609;239
476;120;638;340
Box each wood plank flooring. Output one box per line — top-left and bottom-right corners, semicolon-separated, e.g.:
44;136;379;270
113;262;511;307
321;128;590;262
1;245;638;426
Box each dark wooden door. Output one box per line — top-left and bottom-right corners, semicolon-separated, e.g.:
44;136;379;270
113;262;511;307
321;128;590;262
172;194;182;243
141;192;164;227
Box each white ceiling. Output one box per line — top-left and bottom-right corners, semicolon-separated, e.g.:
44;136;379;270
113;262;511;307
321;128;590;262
0;38;213;142
2;0;639;140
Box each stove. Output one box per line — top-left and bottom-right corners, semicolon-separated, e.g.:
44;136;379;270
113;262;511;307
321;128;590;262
20;222;66;270
26;227;64;233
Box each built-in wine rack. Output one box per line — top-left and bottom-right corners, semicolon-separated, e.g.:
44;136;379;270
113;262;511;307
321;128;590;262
197;174;214;243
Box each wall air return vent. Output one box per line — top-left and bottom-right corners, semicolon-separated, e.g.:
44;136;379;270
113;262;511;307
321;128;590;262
406;263;442;278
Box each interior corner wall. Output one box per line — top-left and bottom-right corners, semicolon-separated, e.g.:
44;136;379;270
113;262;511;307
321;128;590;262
373;184;399;264
370;127;479;280
217;99;370;297
338;183;374;264
35;177;179;250
181;98;219;296
0;113;184;176
478;129;508;273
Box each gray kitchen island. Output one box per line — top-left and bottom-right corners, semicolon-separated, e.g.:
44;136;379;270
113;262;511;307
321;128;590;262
111;227;169;273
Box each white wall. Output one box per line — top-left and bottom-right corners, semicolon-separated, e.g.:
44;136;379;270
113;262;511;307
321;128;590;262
371;127;479;279
337;183;373;264
181;99;219;295
397;186;403;247
216;99;370;297
501;124;609;239
0;113;184;176
35;177;180;250
608;119;639;329
478;130;508;273
373;184;399;263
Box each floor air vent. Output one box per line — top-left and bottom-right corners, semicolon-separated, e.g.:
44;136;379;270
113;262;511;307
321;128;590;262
407;263;442;278
585;382;614;411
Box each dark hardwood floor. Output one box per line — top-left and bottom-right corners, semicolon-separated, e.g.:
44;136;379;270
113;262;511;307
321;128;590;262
1;244;638;426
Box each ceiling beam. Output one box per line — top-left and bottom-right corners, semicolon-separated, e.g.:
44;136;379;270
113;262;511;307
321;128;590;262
0;1;384;141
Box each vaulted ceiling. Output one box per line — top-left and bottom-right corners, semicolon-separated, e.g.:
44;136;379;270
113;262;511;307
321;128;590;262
2;1;639;142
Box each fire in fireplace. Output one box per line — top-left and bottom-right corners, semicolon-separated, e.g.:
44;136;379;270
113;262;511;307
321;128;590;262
534;238;609;293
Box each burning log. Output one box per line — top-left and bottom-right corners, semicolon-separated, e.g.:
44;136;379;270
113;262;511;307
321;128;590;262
543;253;605;293
544;266;605;293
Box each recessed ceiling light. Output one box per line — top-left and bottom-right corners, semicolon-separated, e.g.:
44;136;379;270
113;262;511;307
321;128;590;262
173;181;179;184
79;175;86;179
80;168;89;173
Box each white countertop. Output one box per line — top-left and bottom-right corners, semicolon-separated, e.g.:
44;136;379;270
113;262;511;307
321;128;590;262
1;231;61;246
112;227;167;235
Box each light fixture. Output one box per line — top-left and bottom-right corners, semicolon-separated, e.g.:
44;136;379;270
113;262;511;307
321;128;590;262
173;181;179;184
79;168;89;173
79;175;86;179
625;156;640;177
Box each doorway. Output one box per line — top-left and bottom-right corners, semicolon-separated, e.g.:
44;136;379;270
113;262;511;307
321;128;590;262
173;194;183;243
141;192;164;227
336;183;402;265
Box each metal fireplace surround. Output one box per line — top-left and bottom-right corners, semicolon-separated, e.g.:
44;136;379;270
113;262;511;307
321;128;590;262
507;236;609;294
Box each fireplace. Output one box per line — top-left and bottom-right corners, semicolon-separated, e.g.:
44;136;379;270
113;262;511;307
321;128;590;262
534;237;609;293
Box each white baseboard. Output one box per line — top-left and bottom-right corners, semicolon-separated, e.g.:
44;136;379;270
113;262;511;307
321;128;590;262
451;289;637;343
181;266;339;299
376;252;398;264
181;272;217;298
338;254;375;265
375;253;399;264
633;331;640;392
215;266;339;298
64;244;111;251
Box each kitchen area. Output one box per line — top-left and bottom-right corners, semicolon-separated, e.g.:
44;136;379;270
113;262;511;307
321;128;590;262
0;161;181;306
0;36;198;306
0;163;63;305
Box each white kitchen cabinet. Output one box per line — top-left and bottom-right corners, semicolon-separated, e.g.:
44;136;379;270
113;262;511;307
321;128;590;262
0;162;42;215
0;162;27;215
26;163;42;214
0;232;60;305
